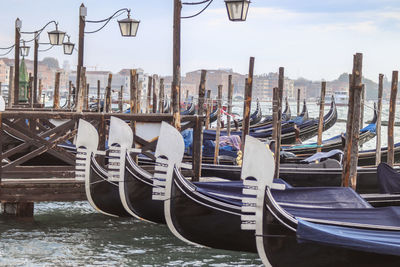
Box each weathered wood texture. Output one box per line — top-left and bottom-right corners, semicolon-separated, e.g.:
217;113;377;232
316;81;326;152
153;75;158;113
53;72;61;109
147;76;152;113
387;71;398;167
375;74;384;165
159;78;164;113
342;53;363;189
241;57;255;151
105;74;112;113
214;85;223;164
297;88;301;116
8;66;14;108
227;74;233;136
205;90;211;129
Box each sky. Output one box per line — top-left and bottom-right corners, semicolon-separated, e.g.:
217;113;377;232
1;0;400;82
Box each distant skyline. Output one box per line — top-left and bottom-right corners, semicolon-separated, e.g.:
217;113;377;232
1;1;400;82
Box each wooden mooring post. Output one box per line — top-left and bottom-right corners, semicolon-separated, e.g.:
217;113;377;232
137;74;142;113
272;67;284;179
97;80;101;113
227;74;233;136
387;70;398;167
341;53;363;189
214;85;223;164
8;66;14;108
105;74;112;113
53;72;61;109
297;88;301;116
360;85;365;130
153;75;158;113
76;67;86;112
147;76;152;113
119;85;124;112
159;78;164;113
205;90;211;129
38;79;42;105
375;74;384;165
67;81;72;109
316;81;326;153
241;57;255;151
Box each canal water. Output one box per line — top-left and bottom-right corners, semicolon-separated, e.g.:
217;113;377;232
1;101;399;266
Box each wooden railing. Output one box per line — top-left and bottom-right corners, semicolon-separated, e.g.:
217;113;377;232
0;111;204;181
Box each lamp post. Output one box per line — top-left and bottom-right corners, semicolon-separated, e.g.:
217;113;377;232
75;4;140;108
172;0;250;129
18;20;71;105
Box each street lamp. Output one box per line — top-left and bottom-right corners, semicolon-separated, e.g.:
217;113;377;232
118;11;140;37
20;40;30;57
225;0;250;21
63;35;75;55
75;4;140;110
48;24;66;45
172;0;250;129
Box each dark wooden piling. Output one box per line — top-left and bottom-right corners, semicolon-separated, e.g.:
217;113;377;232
105;74;112;113
147;76;152;113
316;81;326;152
97;80;101;113
53;72;61;109
185;90;189;109
214;85;223;164
159;78;164;113
205;90;211;129
137;75;142;113
227;75;233;136
152;75;158;113
241;57;255;151
273;67;284;179
28;74;33;107
387;71;398;167
67;81;72;109
271;87;280;178
375;74;384;165
8;66;14;108
341;53;363;189
119;85;124;112
297;88;301;116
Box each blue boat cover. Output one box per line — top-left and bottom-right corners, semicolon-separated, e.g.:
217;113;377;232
297;219;400;256
377;162;400;194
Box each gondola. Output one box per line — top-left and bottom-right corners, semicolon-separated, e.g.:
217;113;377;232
257;97;294;126
75;119;131;217
226;99;263;129
180;102;195;115
241;137;400;266
203;97;337;144
282;104;377;156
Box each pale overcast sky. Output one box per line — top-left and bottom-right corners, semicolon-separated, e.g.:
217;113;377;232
1;0;400;81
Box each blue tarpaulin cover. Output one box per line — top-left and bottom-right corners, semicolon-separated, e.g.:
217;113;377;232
297;219;400;256
377;162;400;194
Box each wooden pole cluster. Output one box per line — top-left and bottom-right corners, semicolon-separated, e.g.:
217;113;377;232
227;75;233;136
147;76;152;113
375;74;384;165
105;74;112;113
387;71;398;167
8;66;14;108
214;85;223;164
53;72;61;109
341;53;363;189
241;57;255;151
316;81;326;153
272;67;284;179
